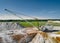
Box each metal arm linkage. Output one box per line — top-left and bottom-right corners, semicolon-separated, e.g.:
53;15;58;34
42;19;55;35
5;9;39;29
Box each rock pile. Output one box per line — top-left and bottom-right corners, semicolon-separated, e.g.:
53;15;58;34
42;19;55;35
0;28;60;43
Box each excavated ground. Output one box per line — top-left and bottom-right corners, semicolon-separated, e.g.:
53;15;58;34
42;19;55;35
0;27;60;43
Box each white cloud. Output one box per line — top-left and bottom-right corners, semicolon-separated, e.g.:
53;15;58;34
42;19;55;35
0;10;60;20
0;14;35;20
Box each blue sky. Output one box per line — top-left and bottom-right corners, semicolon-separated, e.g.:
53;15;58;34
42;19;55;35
0;0;60;19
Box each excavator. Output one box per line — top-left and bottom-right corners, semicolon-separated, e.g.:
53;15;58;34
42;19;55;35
4;9;40;29
0;9;59;43
4;9;60;32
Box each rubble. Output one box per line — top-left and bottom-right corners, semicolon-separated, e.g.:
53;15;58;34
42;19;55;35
0;28;60;43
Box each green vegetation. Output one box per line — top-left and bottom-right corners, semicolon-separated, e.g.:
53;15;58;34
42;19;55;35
0;20;60;27
19;21;60;27
19;21;47;27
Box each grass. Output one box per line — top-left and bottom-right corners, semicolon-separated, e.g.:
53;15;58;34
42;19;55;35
0;20;60;27
19;21;60;27
19;21;47;27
